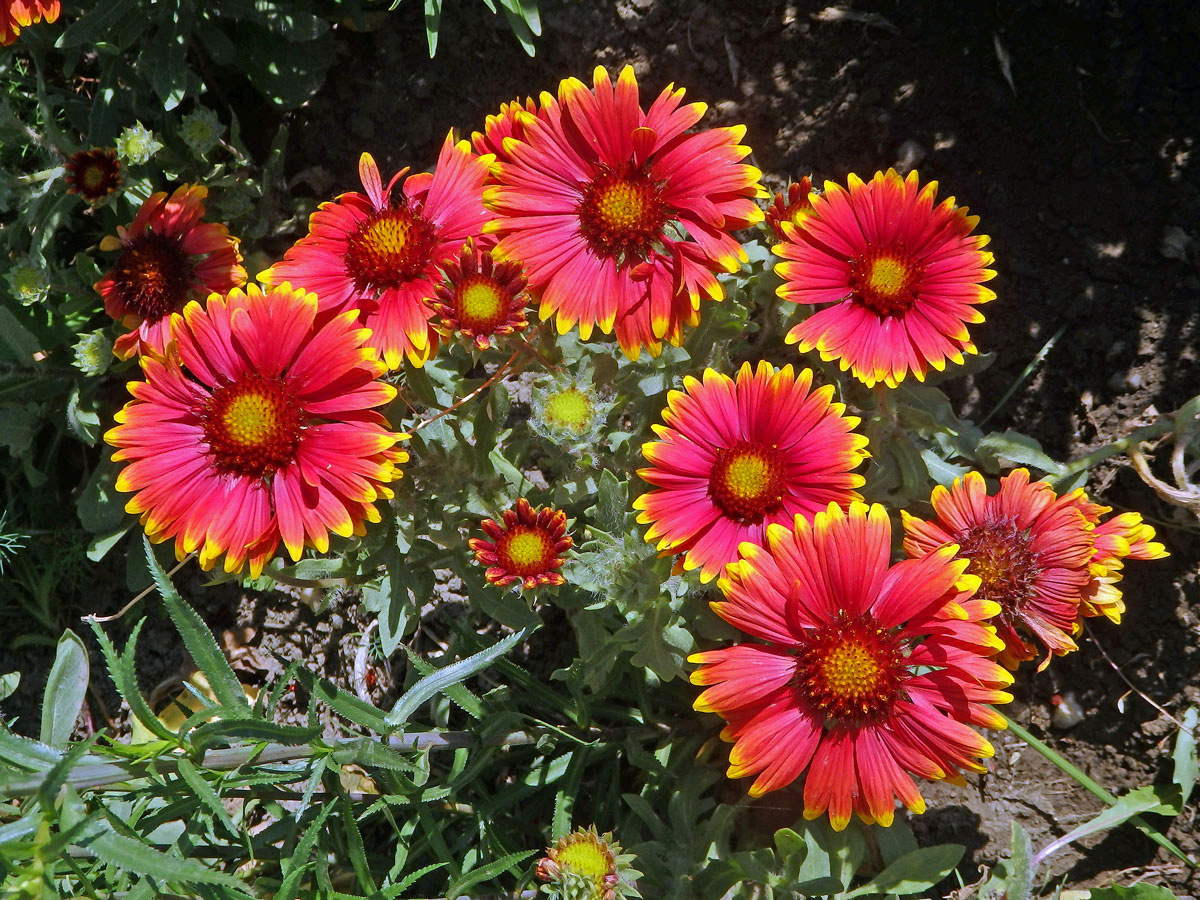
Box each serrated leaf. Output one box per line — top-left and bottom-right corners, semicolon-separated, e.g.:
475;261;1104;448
83;829;245;889
276;803;336;900
175;756;238;839
922;449;972;486
844;844;964;897
976;430;1065;475
445;849;536;898
40;629;89;748
297;667;388;733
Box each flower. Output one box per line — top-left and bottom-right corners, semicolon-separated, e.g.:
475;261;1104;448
901;469;1166;669
260;136;493;370
691;501;1012;827
72;329;113;376
775;169;996;388
427;240;529;350
471;96;542;165
483;65;766;359
530;367;612;454
534;826;642;900
633;362;869;583
179;107;225;157
96;184;246;360
114;123;163;166
5;258;49;305
764;177;816;240
105;283;407;578
64;148;123;205
0;0;59;46
469;498;573;590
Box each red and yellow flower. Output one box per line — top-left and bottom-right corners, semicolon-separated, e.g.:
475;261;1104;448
260;138;493;370
64;147;123;204
764;177;816;240
902;469;1166;669
1;0;59;46
106;283;406;578
483;65;766;359
775;169;995;388
471;97;542;165
96;184;246;360
634;362;868;583
691;501;1011;827
427;240;529;350
470;498;573;590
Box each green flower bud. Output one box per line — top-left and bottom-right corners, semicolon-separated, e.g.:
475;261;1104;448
5;259;49;306
114;122;163;166
72;329;113;377
180;107;225;158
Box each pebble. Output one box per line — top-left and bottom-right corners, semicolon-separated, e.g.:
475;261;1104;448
1050;691;1086;729
1161;225;1193;261
894;139;927;173
1107;369;1144;393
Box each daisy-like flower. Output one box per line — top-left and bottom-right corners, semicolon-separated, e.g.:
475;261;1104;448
470;498;573;590
0;0;59;45
901;469;1166;669
535;826;642;900
633;361;869;584
691;501;1012;827
775;169;996;388
484;65;766;359
96;184;246;360
427;240;529;350
764;177;816;240
64;148;123;205
106;283;407;578
471;97;542;165
260;137;493;370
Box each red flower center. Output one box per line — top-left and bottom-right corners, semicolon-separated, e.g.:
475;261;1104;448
344;206;438;291
577;164;668;262
497;525;556;576
794;614;907;721
453;276;511;334
848;245;923;317
109;232;196;320
956;519;1042;614
201;374;304;478
709;442;786;523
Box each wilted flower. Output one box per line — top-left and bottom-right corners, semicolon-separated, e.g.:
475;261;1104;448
470;498;573;590
179;107;225;157
5;258;49;305
114;122;163;166
64;148;122;205
72;329;112;376
535;827;641;900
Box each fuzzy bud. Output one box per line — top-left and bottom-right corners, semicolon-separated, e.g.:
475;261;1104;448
5;259;49;306
179;107;225;158
72;329;113;376
114;123;163;166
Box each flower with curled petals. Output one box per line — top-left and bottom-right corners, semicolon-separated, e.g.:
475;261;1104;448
903;469;1167;668
96;184;246;360
105;283;406;578
471;96;543;165
691;501;1011;827
260;136;493;369
470;498;573;590
427;240;529;350
764;177;816;240
633;361;868;584
775;169;996;388
1;0;59;46
483;65;766;359
65;148;122;204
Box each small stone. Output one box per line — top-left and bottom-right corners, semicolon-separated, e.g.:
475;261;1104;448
1161;225;1193;262
894;140;927;174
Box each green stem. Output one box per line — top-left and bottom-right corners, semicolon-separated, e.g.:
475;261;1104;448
997;709;1194;865
1052;417;1174;482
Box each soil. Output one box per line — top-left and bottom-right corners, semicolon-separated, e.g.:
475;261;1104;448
5;0;1199;895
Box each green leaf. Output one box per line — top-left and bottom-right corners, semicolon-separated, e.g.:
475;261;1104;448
144;0;193;109
36;734;98;811
57;0;134;47
844;844;964;897
236;23;333;108
875;817;920;865
40;629;89;748
385;626;534;728
297;666;389;733
82;829;245;889
89;618;176;742
0;671;18;701
921;449;972;486
976;430;1065;475
144;536;248;714
1035;784;1183;865
1172;707;1198;806
1087;886;1181;900
78;454;127;535
175;756;238;839
340;794;378;894
276;803;336;900
190;718;320;750
445;849;536;898
1008;821;1033;900
0;725;61;771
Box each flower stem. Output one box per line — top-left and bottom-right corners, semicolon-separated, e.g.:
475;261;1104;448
1050;417;1174;483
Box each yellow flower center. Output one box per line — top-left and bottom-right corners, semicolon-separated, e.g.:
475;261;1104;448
202;374;304;478
709;442;785;523
456;278;507;331
577;164;668;261
596;181;646;231
848;245;922;318
556;838;612;879
543;387;593;433
344;206;437;290
820;642;883;699
497;526;555;575
794;615;906;721
82;165;105;191
867;257;909;296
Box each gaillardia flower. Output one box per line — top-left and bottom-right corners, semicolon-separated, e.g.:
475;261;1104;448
901;469;1166;669
1;0;59;45
634;362;868;583
106;283;406;578
471;97;542;165
470;498;573;590
64;148;123;204
427;240;529;350
484;65;766;359
691;502;1012;827
775;169;996;388
535;826;642;900
96;184;246;360
260;137;493;369
764;177;816;240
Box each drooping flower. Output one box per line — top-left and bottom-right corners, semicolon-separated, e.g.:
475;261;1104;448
114;123;163;166
64;148;123;205
427;240;529;350
691;501;1012;827
483;65;767;359
105;283;406;578
96;184;246;360
764;177;816;240
775;169;996;388
901;469;1166;669
471;96;542;165
260;136;493;369
469;498;573;590
633;362;869;583
0;0;59;46
535;826;642;900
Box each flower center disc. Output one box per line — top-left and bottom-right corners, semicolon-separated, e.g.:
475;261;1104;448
109;232;195;320
556;838;612;879
577;165;668;262
956;519;1042;615
543;388;593;433
709;442;785;523
794;615;906;721
202;374;304;478
848;246;922;317
344;206;437;291
82;165;105;191
497;526;555;576
455;277;508;332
